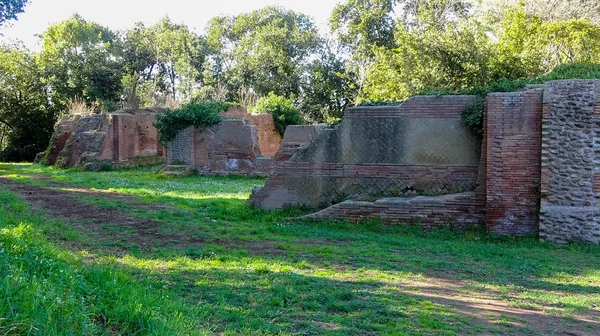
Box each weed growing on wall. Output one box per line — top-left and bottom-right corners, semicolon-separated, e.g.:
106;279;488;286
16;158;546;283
154;101;233;145
360;63;600;135
459;63;600;134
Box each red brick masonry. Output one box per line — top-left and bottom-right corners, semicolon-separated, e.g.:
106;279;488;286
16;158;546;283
485;89;543;235
304;192;483;228
250;95;486;229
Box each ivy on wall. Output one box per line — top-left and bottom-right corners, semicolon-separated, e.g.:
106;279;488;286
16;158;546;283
154;101;234;145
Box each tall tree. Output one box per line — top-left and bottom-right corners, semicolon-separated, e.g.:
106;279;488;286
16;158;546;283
0;43;57;161
121;17;206;106
330;0;474;101
204;6;322;100
363;19;493;101
487;0;600;24
0;0;29;27
299;43;356;122
37;14;123;111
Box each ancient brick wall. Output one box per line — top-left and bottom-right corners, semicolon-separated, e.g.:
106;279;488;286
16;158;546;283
539;80;600;244
250;95;483;216
303;192;483;228
274;125;326;162
167;119;275;176
484;89;543;235
44;109;164;169
219;107;282;157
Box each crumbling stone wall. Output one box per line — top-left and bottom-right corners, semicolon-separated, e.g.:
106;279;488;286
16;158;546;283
250;96;483;223
484;89;543;235
539;80;600;244
219;107;282;157
303;192;483;228
43;109;164;169
274;125;326;162
166;119;275;176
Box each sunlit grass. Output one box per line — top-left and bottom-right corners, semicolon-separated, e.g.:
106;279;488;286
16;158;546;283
1;163;600;335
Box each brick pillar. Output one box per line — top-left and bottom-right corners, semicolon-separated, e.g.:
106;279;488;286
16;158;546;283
485;89;543;235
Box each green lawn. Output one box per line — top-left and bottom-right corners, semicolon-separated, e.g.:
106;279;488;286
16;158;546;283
0;163;599;335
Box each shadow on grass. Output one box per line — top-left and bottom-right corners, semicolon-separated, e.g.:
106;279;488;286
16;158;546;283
2;163;600;333
107;251;600;335
4;170;600;299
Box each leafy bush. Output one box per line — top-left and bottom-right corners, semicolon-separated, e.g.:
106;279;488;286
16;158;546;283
154;101;232;145
457;63;600;134
252;93;304;136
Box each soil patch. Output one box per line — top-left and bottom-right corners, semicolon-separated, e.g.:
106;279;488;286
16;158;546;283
1;173;598;335
0;175;201;253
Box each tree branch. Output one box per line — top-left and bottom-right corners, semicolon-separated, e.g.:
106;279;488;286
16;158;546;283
0;119;14;129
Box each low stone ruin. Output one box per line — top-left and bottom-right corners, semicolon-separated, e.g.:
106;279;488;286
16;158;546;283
166;119;275;176
250;80;600;244
41;109;164;170
164;107;320;176
250;95;485;227
219;107;282;157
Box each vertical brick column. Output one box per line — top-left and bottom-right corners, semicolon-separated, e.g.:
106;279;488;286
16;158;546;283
485;89;543;235
539;80;600;244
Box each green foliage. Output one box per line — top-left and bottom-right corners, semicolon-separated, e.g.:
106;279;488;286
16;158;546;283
122;17;207;105
252;93;304;136
299;44;355;122
37;14;123;110
459;63;600;134
330;0;396;58
154;101;231;144
0;43;58;161
204;6;321;100
364;19;496;101
0;0;29;26
359;1;600;105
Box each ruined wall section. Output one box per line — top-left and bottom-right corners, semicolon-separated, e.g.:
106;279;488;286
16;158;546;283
539;80;600;244
485;89;543;235
250;96;483;216
303;192;483;228
274;125;326;162
166;119;274;176
219;107;282;157
44;110;164;169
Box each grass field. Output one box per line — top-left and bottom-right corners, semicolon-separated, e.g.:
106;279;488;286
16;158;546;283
0;163;599;335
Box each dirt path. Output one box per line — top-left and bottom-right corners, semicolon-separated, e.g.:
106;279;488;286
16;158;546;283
0;175;203;252
396;278;600;336
0;174;293;256
1;174;598;335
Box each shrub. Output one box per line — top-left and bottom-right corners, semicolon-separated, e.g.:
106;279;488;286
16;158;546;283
252;93;304;136
456;62;600;134
154;101;232;145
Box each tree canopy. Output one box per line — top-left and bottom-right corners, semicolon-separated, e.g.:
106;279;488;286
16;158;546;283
204;6;321;100
0;0;29;27
1;1;600;161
